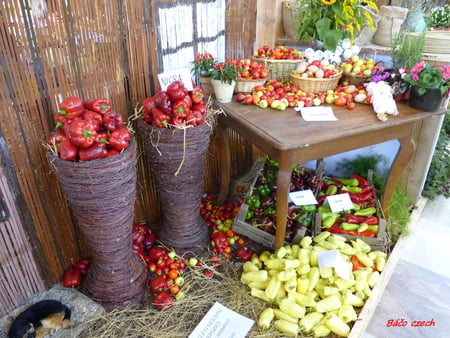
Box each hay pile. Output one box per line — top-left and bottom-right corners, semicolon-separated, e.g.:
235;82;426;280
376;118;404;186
77;259;294;338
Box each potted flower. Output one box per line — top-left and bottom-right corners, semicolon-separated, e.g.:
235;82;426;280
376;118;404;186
404;61;450;112
191;52;216;95
295;0;379;52
210;59;241;103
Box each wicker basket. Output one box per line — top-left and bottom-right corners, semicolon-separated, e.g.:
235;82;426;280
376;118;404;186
252;56;302;81
235;77;268;93
290;70;343;93
340;73;370;86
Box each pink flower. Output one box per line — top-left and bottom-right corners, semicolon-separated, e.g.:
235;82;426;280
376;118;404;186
411;60;425;73
437;65;450;80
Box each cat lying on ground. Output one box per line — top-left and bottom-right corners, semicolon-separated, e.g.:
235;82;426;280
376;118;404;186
7;299;71;338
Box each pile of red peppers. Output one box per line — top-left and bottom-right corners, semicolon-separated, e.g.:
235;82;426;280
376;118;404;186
47;97;131;161
62;258;91;288
142;81;208;128
317;174;380;237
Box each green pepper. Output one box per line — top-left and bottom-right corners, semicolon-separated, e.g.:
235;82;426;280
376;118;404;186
337;177;360;187
340;185;363;193
300;204;316;212
257;184;271;197
263;205;276;216
354;207;377;216
341;222;359;231
245;209;254;221
325;184;338;195
246;195;261;209
267;159;279;169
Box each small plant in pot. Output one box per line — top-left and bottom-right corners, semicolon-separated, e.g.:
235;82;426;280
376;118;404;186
210;60;242;102
191;52;216;78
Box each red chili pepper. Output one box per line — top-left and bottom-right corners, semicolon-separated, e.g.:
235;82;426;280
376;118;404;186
150;275;168;294
151;107;170;128
358;229;376;237
152;291;174;311
190;86;204;104
142;96;157;113
84;98;111;115
211;231;228;252
83;110;103;131
364;216;379;225
102;111;124;131
341;213;367;224
186;110;204;127
347;190;374;204
58;140;78;161
166;81;188;102
154;91;172;114
327;224;347;234
108;128;130;152
172;99;190;119
78;142;107;161
62;268;82;288
58;96;85;120
235;246;253;262
67;118;97;148
350;174;369;187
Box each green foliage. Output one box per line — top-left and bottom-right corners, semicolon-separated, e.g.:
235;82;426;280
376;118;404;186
423;113;450;199
387;185;414;243
334;154;388;193
391;31;425;71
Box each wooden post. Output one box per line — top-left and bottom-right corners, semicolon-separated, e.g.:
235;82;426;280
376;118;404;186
255;0;284;48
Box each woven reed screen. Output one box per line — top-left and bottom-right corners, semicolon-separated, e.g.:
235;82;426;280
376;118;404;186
0;0;256;313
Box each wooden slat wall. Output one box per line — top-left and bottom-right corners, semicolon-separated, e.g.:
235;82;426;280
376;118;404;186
0;0;257;301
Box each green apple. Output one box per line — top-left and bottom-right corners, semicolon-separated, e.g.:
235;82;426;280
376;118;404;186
325;94;335;104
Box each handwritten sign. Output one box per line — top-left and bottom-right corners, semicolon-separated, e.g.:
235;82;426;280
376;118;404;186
296;106;338;121
289;189;318;206
326;193;354;213
188;302;254;338
158;68;193;91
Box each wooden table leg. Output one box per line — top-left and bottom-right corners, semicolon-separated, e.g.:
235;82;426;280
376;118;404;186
215;124;231;205
381;133;416;218
274;158;292;249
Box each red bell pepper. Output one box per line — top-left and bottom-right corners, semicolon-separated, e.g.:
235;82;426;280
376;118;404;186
154;91;172;114
78;142;107;161
58;140;78;161
83;110;103;131
142;96;157;113
58;96;85;120
235;246;253;262
95;130;109;144
104;149;120;158
186;110;204;127
151;107;170;128
47;130;68;152
108;128;130;151
190;86;204;104
350;174;369;187
152;291;174;311
191;103;207;116
341;213;367;224
364;216;379;225
67;118;97;148
53;112;70;130
150;275;168;294
72;258;91;275
180;93;192;108
63;268;82;288
148;247;168;263
170;116;186;128
327;224;347;234
102;111;124;131
84;98;111;115
172;99;190;118
166;81;188;102
358;229;376;237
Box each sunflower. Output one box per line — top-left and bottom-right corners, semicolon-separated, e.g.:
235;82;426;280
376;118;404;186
321;0;337;5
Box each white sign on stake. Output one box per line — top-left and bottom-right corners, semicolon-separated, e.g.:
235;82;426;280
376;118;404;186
296;106;338;121
326;193;354;213
289;189;318;206
188;302;254;338
158;68;193;91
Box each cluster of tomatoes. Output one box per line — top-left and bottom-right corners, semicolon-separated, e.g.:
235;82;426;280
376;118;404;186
253;45;303;60
236;58;269;80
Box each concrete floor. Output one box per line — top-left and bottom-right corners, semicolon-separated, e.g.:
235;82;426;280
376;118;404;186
363;195;450;338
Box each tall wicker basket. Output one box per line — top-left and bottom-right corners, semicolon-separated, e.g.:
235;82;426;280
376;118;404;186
47;138;148;311
138;115;217;256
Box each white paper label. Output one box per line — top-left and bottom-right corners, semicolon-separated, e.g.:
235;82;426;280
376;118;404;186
327;193;354;213
318;249;352;280
158;68;193;91
188;302;254;338
297;106;338;121
289;189;318;206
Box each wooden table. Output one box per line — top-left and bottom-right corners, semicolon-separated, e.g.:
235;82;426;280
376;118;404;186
214;99;447;249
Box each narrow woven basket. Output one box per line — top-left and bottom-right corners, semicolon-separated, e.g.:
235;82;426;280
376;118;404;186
47;138;148;310
235;77;268;93
340;73;370;86
290;70;343;93
138;115;217;256
252;56;301;81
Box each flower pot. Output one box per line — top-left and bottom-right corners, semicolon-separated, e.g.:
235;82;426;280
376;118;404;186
211;79;236;103
47;138;147;310
409;85;445;112
199;76;214;96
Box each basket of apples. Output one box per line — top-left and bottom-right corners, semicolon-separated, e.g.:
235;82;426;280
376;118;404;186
340;55;379;86
252;45;304;81
235;58;270;93
290;59;343;93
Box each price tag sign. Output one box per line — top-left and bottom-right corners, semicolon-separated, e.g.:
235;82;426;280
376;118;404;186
318;249;352;280
296;106;338;121
326;193;354;213
158;68;193;91
289;189;318;206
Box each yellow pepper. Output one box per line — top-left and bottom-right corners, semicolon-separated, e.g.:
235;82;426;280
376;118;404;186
274;319;299;336
257;308;274;330
325;313;351;337
315;294;342;313
273;308;298;324
264;275;282;301
312;323;331;337
296;277;309;294
299;312;324;333
307;267;320;291
240;270;268;284
300;235;312;249
288;292;316;307
279;298;306;319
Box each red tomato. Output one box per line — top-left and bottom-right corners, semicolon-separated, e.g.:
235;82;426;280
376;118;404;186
347;102;356;110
